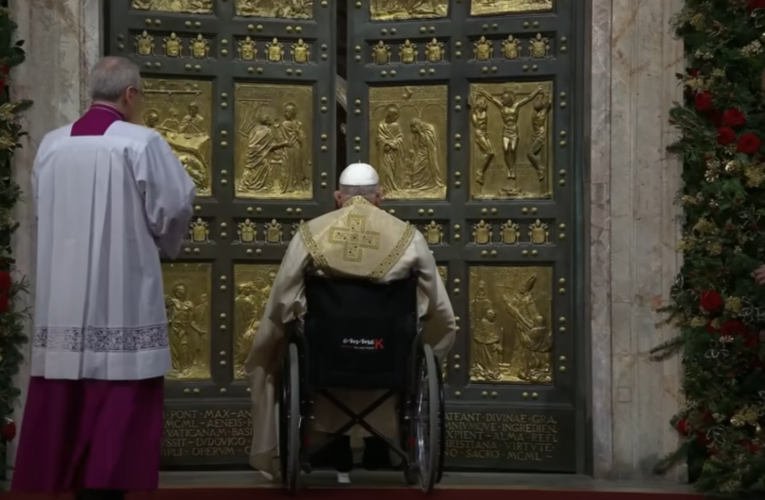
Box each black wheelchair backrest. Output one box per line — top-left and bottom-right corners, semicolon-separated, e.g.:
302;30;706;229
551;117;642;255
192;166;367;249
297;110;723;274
304;273;418;319
301;274;419;389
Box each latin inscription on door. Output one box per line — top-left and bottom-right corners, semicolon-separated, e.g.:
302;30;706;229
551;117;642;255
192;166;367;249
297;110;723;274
162;403;252;464
161;404;574;470
444;405;575;471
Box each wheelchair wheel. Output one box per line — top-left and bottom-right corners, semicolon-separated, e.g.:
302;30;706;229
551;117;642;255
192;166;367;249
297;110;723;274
284;343;301;495
413;344;440;494
435;354;446;484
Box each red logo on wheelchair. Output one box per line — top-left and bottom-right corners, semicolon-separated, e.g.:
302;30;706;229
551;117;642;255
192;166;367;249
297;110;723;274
341;338;385;350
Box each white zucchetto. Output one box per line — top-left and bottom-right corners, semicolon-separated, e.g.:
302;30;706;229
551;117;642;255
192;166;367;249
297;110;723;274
339;163;379;186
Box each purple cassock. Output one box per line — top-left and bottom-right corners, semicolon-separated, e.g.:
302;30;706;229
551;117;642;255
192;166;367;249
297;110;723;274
11;104;167;493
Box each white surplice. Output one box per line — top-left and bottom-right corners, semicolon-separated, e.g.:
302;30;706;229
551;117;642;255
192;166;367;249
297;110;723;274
31;122;195;381
245;196;457;476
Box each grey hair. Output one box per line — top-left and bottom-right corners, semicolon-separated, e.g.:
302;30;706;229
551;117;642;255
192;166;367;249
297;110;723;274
339;183;379;198
89;56;141;102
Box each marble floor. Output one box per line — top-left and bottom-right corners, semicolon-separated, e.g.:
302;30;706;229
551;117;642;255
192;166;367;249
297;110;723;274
152;470;694;493
1;470;694;494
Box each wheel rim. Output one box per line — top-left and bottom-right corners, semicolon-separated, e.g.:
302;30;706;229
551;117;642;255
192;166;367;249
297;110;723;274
414;364;431;483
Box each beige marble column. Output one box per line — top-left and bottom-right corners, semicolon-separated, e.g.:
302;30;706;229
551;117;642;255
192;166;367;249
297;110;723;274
7;0;101;467
589;0;686;480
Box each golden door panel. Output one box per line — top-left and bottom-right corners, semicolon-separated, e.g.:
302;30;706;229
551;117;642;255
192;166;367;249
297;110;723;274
470;0;553;17
468;266;553;385
187;217;213;243
142;78;213;197
369;85;448;200
236;0;314;19
370;0;448;21
469;81;553;200
233;264;281;379
163;263;212;380
234;83;314;200
131;0;213;14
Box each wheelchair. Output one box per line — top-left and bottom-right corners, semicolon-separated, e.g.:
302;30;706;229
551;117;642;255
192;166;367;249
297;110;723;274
277;272;445;495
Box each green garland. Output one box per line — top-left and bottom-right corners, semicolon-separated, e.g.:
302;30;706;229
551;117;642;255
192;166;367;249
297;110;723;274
651;0;765;495
0;4;31;466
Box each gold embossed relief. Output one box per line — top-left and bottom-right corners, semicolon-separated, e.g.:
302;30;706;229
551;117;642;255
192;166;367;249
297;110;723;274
369;85;448;200
469;266;552;384
370;0;448;21
236;0;313;19
234;83;313;199
143;79;213;196
135;31;154;56
237;37;258;61
188;218;211;243
162;263;212;380
163;33;182;58
420;221;444;245
379;39;444;65
469;81;553;200
131;0;213;13
233;264;280;378
470;0;553;17
472;36;494;61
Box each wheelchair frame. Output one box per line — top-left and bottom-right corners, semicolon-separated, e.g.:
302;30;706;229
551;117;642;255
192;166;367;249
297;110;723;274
277;313;445;494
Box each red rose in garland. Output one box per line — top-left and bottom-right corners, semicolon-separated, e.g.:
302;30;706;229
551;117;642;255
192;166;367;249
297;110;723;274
723;108;746;127
700;290;723;312
0;270;11;313
721;320;747;337
675;418;689;436
2;419;16;442
737;133;761;155
694;91;714;112
717;127;736;145
0;64;7;89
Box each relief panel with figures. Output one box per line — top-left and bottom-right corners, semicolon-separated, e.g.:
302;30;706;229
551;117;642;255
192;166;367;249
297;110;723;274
235;0;314;19
234;83;314;200
468;266;553;385
162;263;212;380
131;0;213;13
369;0;449;21
469;0;553;17
142;78;213;196
469;81;553;200
233;264;280;379
368;85;448;200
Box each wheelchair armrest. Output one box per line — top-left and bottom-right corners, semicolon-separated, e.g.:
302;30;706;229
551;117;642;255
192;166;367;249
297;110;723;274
286;319;306;342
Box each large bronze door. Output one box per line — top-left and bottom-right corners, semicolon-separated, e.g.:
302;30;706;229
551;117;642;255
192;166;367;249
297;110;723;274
106;0;336;467
345;0;585;472
104;0;585;472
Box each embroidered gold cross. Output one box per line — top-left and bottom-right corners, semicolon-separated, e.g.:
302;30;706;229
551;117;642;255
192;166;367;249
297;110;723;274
328;214;381;262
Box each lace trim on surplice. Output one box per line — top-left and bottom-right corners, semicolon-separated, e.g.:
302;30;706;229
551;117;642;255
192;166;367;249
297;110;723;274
34;324;169;352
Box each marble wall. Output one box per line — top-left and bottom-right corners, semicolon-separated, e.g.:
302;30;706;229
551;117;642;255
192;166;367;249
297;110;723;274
6;0;685;480
589;0;685;480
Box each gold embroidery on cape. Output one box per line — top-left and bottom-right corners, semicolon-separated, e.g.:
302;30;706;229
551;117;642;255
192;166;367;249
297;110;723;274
299;223;330;271
299;196;413;278
328;214;381;262
369;223;416;279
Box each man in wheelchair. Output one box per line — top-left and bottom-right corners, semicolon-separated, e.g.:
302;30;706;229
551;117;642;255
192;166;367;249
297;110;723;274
243;163;456;482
